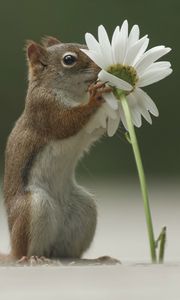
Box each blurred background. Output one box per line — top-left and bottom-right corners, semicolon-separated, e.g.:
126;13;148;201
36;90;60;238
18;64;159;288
0;0;179;177
0;0;179;261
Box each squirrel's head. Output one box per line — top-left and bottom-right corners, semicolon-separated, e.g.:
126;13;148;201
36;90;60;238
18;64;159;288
26;36;100;105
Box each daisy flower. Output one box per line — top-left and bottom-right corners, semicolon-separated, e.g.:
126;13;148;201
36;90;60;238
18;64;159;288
82;20;172;136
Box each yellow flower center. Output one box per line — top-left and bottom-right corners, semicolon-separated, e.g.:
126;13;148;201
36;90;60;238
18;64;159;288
107;64;138;90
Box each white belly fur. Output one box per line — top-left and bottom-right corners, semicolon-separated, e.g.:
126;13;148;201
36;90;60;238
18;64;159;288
26;127;103;258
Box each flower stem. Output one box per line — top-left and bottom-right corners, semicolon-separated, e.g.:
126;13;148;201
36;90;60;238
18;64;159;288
120;93;157;263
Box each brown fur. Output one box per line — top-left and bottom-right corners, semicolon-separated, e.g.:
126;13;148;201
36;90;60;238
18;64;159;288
10;193;31;258
3;37;103;260
41;36;61;47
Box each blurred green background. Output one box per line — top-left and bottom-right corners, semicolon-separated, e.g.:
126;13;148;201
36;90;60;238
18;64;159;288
0;0;179;178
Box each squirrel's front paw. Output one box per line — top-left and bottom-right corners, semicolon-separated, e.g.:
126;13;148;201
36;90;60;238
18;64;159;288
88;81;112;106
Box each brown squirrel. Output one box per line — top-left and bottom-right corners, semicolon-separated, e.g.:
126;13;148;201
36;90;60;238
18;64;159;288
2;36;113;264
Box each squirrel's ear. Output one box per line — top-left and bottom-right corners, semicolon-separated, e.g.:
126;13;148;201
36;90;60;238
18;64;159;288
41;36;61;47
26;40;48;65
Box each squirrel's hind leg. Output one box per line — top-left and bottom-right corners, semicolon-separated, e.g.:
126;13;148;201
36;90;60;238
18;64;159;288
9;192;31;260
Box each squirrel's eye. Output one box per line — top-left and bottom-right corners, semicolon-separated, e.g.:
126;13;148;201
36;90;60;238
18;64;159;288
62;53;77;67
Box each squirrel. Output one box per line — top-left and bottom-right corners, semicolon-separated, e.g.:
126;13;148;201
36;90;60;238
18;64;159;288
1;36;114;264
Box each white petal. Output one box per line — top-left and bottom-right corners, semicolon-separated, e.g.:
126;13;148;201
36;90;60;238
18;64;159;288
98;25;113;65
99;111;107;128
139;106;152;124
126;94;142;127
137;68;172;87
131;109;142;127
113;20;129;63
126;92;137;109
98;69;132;91
81;49;108;69
112;26;120;45
101;102;117;120
85;101;119;134
111;26;120;48
135;46;171;75
131;38;149;66
118;104;128;130
111;26;120;63
135;88;159;116
128;24;140;48
103;92;118;110
120;20;129;60
98;25;110;47
107;117;120;137
85;33;101;52
144;61;171;72
124;36;149;65
121;20;129;34
132;90;152;124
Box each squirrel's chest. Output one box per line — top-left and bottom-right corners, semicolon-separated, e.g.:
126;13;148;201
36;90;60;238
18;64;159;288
26;130;97;257
27;131;92;197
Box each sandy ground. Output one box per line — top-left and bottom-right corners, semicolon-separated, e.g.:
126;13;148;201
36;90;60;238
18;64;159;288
0;264;180;300
0;177;180;299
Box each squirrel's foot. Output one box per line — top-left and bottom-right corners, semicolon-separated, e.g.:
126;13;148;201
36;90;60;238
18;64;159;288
17;255;53;266
66;256;121;266
95;255;121;265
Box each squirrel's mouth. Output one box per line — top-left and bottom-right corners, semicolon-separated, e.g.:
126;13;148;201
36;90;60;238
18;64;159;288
84;78;96;84
84;75;98;85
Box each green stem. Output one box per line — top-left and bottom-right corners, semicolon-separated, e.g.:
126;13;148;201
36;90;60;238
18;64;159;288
158;227;166;263
120;93;157;263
